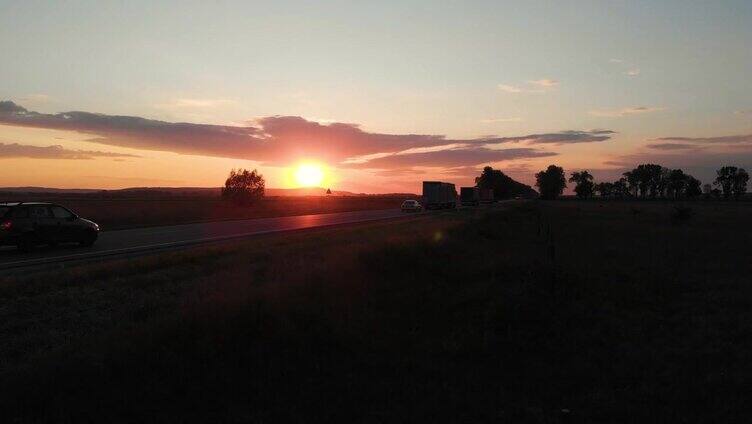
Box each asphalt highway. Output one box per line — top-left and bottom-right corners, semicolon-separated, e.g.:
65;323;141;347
0;208;413;271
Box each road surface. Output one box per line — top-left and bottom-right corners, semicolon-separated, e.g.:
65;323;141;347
0;208;414;271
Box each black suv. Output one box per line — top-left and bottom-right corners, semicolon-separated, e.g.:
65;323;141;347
0;202;99;251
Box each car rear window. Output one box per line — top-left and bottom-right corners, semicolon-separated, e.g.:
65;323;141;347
29;206;52;218
10;207;29;218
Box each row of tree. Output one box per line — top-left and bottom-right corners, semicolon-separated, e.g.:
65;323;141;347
535;164;749;200
219;165;748;206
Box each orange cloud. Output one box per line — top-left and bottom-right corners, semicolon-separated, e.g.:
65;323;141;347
1;102;615;168
0;142;138;160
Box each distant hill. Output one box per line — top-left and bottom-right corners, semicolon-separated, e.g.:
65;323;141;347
0;186;416;199
266;187;360;197
0;186;101;194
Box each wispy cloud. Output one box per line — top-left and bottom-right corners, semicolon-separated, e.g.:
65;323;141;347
343;146;557;169
735;110;752;116
0;142;139;160
589;106;663;117
497;84;524;93
0;101;612;169
153;98;237;110
654;134;752;144
480;117;522;124
610;59;641;78
645;143;702;151
0;101;453;164
497;78;559;94
527;79;559;87
0;101;618;175
494;130;616;145
344;130;613;170
18;94;52;104
82;175;184;185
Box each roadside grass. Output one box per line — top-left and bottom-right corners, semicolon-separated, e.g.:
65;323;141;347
1;201;751;422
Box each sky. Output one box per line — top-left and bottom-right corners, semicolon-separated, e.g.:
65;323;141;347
1;0;751;193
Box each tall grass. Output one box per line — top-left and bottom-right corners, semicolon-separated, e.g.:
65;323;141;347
1;201;751;422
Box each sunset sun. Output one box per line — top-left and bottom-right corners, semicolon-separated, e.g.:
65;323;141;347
294;164;324;187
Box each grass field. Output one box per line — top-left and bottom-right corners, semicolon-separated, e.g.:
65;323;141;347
1;200;751;422
0;195;411;230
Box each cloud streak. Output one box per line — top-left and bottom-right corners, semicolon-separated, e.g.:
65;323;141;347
480;117;522;124
655;134;752;144
497;78;559;94
645;143;702;151
528;79;559;87
589;106;663;117
0;142;139;160
0;101;453;165
497;84;524;93
0;101;615;170
344;146;557;169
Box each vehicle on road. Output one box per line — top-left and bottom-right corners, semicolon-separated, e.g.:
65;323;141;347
0;202;99;251
400;199;423;213
460;187;480;206
422;181;457;209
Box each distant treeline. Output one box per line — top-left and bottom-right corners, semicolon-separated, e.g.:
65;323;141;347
533;164;749;200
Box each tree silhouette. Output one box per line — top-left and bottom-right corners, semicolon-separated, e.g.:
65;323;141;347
475;166;537;199
715;166;736;197
595;181;613;198
221;168;265;206
667;169;687;199
535;165;566;200
604;166;701;200
622;171;639;197
685;176;702;198
614;178;629;198
733;168;749;197
714;166;748;198
569;170;595;198
624;164;667;198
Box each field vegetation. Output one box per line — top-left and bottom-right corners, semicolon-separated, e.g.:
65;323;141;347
1;201;751;422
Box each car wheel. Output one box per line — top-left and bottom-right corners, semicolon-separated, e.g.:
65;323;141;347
79;232;97;247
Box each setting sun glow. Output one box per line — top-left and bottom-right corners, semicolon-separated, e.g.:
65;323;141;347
294;164;324;187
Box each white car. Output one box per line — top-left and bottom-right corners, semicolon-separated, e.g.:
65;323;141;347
401;199;423;213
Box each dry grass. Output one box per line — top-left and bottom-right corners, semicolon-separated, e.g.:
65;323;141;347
1;201;751;422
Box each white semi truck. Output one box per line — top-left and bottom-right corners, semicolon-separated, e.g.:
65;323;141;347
422;181;457;209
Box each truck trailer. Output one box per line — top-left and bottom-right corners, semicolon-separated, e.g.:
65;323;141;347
460;187;480;206
422;181;457;209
